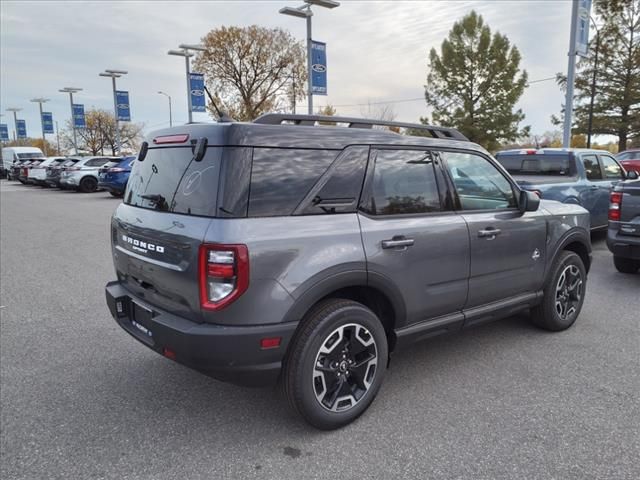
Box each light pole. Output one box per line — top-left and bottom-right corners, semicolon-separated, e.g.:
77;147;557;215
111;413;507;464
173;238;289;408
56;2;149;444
168;44;206;124
59;87;82;154
279;0;340;115
6;107;21;141
30;97;50;155
158;91;173;127
99;69;128;155
586;16;601;149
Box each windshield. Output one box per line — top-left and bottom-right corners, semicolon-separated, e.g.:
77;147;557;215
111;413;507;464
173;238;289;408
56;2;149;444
16;153;44;160
125;147;222;216
496;154;573;175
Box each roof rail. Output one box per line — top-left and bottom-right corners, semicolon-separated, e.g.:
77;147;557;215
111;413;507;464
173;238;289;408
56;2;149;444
253;113;469;141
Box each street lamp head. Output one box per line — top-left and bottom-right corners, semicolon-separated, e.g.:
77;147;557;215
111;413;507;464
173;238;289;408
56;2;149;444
178;44;206;52
305;0;340;8
6;107;22;112
60;87;82;93
99;72;120;78
30;98;50;103
168;49;192;57
279;6;312;18
105;69;128;75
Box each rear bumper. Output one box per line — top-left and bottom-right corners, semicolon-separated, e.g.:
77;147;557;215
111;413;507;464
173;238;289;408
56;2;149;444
105;281;298;387
607;226;640;260
98;180;125;193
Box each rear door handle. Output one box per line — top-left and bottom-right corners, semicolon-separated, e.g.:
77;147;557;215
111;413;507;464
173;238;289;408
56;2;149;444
381;237;415;249
478;228;501;239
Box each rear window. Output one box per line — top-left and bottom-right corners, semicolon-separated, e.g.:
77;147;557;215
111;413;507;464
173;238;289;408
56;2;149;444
496;154;572;175
125;147;221;216
62;159;79;167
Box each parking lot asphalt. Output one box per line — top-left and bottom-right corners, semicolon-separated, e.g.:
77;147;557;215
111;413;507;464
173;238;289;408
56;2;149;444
1;179;639;480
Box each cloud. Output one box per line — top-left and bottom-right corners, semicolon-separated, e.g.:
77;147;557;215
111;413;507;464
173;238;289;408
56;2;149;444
1;0;573;140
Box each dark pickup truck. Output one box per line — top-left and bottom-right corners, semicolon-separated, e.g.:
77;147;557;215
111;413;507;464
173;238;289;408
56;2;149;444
607;174;640;273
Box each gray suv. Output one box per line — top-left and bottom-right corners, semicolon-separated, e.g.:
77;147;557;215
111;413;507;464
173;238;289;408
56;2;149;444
105;114;592;429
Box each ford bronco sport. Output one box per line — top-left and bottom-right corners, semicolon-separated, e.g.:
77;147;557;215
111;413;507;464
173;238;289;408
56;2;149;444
105;114;591;430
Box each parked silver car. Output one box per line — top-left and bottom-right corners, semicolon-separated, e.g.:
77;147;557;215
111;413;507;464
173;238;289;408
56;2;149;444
59;156;121;192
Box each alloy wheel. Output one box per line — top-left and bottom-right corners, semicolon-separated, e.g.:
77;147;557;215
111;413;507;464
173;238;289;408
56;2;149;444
555;264;583;320
312;323;378;413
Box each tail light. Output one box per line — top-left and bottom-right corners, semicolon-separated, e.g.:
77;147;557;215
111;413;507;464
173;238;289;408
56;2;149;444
109;167;125;173
199;244;249;310
609;191;623;221
67;166;81;171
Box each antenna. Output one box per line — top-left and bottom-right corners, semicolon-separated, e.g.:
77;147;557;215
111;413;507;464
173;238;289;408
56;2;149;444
203;85;235;123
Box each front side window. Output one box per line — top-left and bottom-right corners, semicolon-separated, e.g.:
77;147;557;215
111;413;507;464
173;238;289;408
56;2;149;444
442;151;517;210
364;149;441;215
582;154;603;180
600;155;624;179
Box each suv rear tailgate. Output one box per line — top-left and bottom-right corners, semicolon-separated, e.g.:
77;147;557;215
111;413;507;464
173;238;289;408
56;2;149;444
112;203;212;323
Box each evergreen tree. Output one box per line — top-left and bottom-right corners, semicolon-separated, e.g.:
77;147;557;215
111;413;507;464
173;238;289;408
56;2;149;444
424;11;529;151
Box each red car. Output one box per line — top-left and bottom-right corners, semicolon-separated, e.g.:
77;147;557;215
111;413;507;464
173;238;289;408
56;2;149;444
616;149;640;173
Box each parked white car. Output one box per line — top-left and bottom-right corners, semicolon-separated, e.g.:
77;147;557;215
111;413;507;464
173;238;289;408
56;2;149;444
59;156;120;192
27;157;68;186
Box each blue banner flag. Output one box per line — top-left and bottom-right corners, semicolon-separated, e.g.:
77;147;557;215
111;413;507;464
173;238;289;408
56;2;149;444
73;104;86;129
190;73;206;112
42;112;54;134
116;90;131;121
311;40;327;95
16;120;27;139
575;0;592;57
0;124;8;141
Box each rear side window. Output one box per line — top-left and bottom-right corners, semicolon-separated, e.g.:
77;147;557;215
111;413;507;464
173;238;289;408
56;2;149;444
249;148;336;217
496;154;572;175
362;149;441;215
582;154;603;180
125;147;221;216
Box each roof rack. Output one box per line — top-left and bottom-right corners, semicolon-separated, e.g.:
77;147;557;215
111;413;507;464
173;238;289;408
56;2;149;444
253;113;469;141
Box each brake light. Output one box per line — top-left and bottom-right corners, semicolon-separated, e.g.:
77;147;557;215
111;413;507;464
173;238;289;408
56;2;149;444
199;244;249;310
109;167;125;173
609;191;623;221
153;134;189;144
68;166;81;171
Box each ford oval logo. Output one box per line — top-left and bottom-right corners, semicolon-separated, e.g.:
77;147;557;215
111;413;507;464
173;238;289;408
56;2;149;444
312;64;326;73
118;104;128;109
191;89;204;97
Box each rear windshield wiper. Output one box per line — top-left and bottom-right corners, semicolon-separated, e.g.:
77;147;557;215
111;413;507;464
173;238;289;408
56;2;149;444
140;193;169;211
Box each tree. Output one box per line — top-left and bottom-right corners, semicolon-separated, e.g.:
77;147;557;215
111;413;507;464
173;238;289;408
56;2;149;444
61;109;142;155
558;0;639;151
424;11;529;151
317;104;337;126
194;25;307;121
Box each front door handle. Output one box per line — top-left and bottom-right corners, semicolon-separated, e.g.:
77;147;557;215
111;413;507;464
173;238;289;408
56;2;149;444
381;237;415;249
478;228;501;239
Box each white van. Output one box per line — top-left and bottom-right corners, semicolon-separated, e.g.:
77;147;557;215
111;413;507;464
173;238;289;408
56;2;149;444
1;147;45;178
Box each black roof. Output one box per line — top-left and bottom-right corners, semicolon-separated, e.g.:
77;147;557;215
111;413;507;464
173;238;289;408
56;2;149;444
146;114;486;154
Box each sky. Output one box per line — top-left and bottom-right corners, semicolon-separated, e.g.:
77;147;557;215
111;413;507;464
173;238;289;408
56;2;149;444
1;0;578;140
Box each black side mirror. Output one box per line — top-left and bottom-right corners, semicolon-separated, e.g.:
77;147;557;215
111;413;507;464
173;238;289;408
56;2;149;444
519;190;540;213
626;170;639;180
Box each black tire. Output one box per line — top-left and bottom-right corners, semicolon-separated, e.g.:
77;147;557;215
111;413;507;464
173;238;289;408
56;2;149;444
283;299;388;430
531;251;586;331
79;176;98;193
109;191;123;198
613;256;640;274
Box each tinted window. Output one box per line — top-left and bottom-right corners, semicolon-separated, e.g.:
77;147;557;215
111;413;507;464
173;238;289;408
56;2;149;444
496;154;572;175
582;154;602;180
298;146;369;215
364;149;441;215
125;147;221;216
85;158;111;167
600;155;624;179
249;148;336;217
442;151;517;210
217;147;252;218
17;153;44;160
